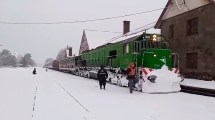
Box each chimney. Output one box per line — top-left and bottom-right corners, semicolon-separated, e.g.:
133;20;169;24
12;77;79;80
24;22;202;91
69;47;72;56
123;21;130;34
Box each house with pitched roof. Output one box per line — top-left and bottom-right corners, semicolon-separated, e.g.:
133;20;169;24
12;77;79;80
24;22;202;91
155;0;215;80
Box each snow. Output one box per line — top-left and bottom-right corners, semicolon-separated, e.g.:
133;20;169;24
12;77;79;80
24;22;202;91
1;67;215;120
181;78;215;90
142;66;181;93
109;31;143;44
0;68;35;120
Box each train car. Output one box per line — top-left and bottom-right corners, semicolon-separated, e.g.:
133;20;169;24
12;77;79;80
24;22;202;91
53;32;183;93
52;60;59;70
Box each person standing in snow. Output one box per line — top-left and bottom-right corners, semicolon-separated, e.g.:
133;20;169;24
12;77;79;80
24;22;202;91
97;65;108;90
127;62;138;93
33;68;37;75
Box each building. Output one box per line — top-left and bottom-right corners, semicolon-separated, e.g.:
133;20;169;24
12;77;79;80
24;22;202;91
155;0;215;80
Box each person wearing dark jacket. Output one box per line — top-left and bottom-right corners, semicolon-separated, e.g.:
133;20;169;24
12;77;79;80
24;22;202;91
97;65;108;89
33;68;37;75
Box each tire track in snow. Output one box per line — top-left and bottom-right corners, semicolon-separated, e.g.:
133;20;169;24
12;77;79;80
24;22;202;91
55;80;90;112
32;79;38;118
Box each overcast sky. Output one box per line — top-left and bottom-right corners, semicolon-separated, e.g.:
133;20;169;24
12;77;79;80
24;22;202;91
0;0;168;64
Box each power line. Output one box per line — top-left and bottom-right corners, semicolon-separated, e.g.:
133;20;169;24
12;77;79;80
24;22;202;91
106;21;157;43
65;22;156;35
130;21;157;31
0;8;164;25
84;29;121;33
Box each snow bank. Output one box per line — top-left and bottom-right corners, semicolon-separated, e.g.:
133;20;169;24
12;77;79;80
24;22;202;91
142;65;181;93
181;79;215;90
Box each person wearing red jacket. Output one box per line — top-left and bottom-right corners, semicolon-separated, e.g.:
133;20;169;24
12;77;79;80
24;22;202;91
127;62;138;93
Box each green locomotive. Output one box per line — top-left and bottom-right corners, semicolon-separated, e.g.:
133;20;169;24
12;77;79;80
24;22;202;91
79;32;179;71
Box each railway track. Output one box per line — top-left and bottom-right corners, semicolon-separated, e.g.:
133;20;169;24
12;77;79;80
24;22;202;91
48;68;215;97
180;85;215;97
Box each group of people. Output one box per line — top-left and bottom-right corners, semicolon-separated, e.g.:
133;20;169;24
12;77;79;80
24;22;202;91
97;62;138;93
32;68;48;75
33;63;138;93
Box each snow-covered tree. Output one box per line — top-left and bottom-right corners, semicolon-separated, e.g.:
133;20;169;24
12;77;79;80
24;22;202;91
19;53;35;67
44;58;54;67
0;49;17;67
56;48;67;60
16;54;23;66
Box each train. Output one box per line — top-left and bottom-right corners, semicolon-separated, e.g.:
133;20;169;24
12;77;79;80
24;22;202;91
48;32;183;93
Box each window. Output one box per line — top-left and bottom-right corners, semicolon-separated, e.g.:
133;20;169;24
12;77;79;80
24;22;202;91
123;44;129;54
134;42;140;53
169;25;174;38
153;41;162;48
143;40;148;49
187;18;198;35
126;44;129;53
140;40;147;49
186;52;198;69
109;50;117;58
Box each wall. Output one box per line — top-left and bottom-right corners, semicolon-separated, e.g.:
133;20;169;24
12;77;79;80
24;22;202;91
161;4;215;80
162;0;210;20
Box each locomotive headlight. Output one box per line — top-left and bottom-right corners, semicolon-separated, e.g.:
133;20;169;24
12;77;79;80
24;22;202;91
152;35;157;41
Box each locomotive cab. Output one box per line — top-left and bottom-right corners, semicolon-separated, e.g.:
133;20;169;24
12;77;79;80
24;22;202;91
133;34;173;69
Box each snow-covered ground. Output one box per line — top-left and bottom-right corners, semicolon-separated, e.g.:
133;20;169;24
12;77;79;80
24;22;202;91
0;68;35;120
0;67;215;120
181;79;215;90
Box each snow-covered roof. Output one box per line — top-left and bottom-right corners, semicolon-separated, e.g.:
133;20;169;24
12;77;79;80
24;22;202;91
109;32;143;44
155;0;215;29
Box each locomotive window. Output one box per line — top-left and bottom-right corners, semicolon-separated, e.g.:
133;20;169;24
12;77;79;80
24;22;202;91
141;41;146;49
143;36;151;39
109;50;117;58
153;41;161;48
143;40;148;49
123;45;129;54
126;44;129;54
134;42;140;53
145;40;150;49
